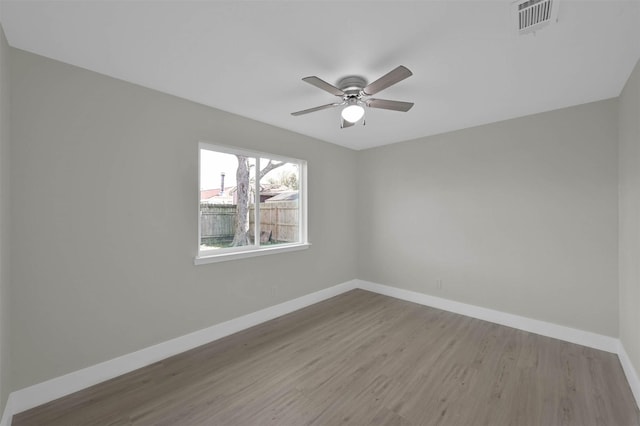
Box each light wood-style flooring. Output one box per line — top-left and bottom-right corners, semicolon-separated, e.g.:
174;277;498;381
12;289;639;425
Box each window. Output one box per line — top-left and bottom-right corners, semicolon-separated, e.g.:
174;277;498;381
196;142;308;264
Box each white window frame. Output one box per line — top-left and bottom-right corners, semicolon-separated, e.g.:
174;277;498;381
195;142;309;265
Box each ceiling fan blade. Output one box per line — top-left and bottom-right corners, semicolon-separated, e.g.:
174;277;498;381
291;103;342;116
302;76;345;97
366;98;414;112
340;117;355;129
363;66;413;95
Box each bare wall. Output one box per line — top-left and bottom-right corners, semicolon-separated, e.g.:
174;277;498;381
619;58;640;374
0;24;10;412
357;99;619;336
9;48;358;391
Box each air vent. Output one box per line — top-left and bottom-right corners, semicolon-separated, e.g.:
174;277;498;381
514;0;558;34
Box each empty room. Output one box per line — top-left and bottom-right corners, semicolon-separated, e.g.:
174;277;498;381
0;0;639;425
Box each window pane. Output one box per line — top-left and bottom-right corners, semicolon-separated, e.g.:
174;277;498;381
198;142;306;262
256;158;300;246
200;150;256;250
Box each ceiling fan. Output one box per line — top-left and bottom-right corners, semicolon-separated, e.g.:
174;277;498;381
291;65;414;128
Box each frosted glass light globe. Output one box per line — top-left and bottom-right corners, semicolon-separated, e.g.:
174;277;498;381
341;105;365;123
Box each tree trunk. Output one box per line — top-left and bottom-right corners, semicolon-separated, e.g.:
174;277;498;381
231;156;250;246
231;157;285;247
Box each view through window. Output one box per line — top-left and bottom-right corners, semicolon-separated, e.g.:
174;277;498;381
198;143;306;258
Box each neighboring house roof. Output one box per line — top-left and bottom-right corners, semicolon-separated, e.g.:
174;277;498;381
259;183;290;194
200;189;222;201
265;191;298;202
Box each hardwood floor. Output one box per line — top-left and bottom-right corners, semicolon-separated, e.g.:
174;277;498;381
12;289;639;425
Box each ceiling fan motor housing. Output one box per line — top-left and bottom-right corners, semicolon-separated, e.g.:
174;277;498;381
337;76;368;95
337;75;368;112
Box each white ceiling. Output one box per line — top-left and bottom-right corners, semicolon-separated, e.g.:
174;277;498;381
1;1;639;150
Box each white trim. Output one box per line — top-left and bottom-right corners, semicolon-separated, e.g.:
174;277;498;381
298;161;308;244
254;157;261;247
195;242;311;265
0;395;13;426
0;279;358;425
355;279;619;353
618;341;640;409
197;144;202;256
199;141;300;165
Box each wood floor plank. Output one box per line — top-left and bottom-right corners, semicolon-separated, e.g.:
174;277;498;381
12;289;640;426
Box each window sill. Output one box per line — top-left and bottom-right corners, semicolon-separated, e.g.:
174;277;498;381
194;242;311;265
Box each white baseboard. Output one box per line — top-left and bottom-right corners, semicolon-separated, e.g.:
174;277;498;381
618;341;640;409
0;279;358;426
0;395;12;426
1;278;635;425
355;280;619;354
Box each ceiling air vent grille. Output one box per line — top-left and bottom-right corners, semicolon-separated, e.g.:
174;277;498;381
516;0;558;34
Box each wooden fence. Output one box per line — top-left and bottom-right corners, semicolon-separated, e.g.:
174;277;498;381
250;202;299;243
200;202;299;244
200;204;236;244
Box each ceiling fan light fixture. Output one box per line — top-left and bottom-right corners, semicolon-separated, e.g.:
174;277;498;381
291;66;414;129
341;104;365;123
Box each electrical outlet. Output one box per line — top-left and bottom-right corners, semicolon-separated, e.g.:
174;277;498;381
436;279;443;289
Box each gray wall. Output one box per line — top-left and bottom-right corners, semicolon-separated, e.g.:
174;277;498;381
357;100;619;336
9;48;358;391
619;58;640;376
4;41;636;402
0;25;10;412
